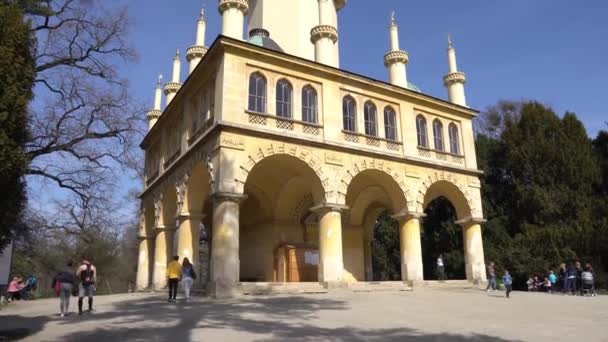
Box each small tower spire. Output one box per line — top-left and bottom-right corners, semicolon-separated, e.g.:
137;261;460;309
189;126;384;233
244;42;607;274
187;4;209;74
384;11;409;88
147;74;163;130
164;50;182;105
443;35;467;106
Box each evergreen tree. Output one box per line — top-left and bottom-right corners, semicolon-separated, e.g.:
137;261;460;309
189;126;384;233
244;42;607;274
0;2;36;248
371;211;401;281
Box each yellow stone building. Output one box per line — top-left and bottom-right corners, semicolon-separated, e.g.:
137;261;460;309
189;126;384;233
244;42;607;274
136;0;487;298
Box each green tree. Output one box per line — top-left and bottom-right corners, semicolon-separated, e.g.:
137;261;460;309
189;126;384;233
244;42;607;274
0;2;36;248
371;211;401;281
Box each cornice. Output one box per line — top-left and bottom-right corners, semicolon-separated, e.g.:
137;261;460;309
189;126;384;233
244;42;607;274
310;25;338;44
186;45;209;61
218;0;248;15
443;71;467;86
384;50;409;67
163;82;182;95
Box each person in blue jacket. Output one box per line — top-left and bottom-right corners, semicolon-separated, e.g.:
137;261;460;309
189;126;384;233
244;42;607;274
503;270;513;298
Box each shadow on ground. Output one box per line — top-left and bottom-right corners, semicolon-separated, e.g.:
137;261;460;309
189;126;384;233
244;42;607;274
0;294;519;342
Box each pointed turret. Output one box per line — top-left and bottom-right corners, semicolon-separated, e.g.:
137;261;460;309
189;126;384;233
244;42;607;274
147;75;163;130
384;11;409;88
187;6;209;74
443;35;467;106
164;50;182;105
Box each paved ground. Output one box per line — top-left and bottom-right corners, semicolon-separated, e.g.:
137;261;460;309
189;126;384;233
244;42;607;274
0;289;606;341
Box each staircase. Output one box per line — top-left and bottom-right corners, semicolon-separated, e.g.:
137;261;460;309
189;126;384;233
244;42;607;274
240;282;328;295
348;281;412;292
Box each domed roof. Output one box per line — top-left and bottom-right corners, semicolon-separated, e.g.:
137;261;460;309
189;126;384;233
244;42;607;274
247;28;283;53
407;82;422;93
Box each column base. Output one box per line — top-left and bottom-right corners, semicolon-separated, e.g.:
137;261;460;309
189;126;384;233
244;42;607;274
207;280;241;299
321;281;348;290
401;262;424;283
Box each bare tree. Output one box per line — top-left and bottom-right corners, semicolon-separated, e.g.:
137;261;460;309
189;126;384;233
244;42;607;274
474;100;523;139
25;0;145;205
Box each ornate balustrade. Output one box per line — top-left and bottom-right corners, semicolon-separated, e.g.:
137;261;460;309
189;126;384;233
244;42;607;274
417;146;465;166
246;111;323;139
341;130;403;153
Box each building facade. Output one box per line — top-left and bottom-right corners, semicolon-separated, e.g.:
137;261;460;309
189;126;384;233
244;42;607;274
137;0;487;298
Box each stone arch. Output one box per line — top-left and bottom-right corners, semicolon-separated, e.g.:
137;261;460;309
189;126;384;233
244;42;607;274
235;142;328;204
416;171;475;220
337;158;410;209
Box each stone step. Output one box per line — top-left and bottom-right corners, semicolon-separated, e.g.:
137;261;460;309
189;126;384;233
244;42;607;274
416;280;475;289
240;282;329;295
348;281;412;292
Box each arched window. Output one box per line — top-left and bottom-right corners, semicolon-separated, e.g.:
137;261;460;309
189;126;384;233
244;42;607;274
302;85;317;123
384;106;397;141
416;115;428;147
276;79;292;118
364;101;377;136
433;119;444;151
248;72;266;113
342;96;357;132
449;123;460;155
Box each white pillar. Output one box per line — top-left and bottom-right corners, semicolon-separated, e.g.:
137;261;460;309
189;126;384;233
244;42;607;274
394;212;424;283
218;0;248;40
443;35;468;107
187;9;209;74
146;75;162;130
311;0;339;67
164;50;182;106
457;217;487;285
312;204;346;287
171;49;181;83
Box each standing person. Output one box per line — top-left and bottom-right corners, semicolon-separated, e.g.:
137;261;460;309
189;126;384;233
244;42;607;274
486;262;497;292
575;261;583;296
436;254;445;280
548;270;557;293
181;258;197;302
167;256;181;303
54;261;76;317
503;270;513;298
76;257;97;315
558;263;567;293
566;262;577;295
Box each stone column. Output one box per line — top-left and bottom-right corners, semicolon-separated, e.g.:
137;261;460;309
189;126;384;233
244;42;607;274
312;204;347;287
208;192;246;298
458;217;487;284
177;212;204;265
152;225;176;290
136;236;154;290
394;212;425;283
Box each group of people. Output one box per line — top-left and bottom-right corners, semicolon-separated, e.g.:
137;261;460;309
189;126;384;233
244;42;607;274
166;256;197;303
485;262;514;298
51;257;98;317
527;261;597;296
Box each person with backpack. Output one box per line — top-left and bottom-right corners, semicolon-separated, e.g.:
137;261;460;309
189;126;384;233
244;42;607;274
181;257;197;302
53;261;76;317
76;257;97;315
167;255;181;303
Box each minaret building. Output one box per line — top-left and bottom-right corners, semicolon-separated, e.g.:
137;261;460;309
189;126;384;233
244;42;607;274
164;50;182;105
186;8;209;74
311;0;339;67
384;12;409;88
146;75;163;130
218;0;248;39
443;36;467;106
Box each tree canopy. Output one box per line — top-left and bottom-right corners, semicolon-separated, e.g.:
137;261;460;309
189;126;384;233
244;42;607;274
0;2;36;248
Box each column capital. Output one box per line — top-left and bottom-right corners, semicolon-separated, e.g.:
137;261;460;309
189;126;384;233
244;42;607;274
391;211;426;220
177;212;205;220
154;224;177;233
310;203;349;214
455;216;486;226
211;191;247;204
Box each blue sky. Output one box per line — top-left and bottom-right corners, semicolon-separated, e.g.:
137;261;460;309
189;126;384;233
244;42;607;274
123;0;607;136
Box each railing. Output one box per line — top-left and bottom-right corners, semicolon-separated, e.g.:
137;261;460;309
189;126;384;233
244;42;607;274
246;111;323;138
417;146;465;166
341;130;403;153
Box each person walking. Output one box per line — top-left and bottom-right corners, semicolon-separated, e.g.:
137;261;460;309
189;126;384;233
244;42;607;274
436;254;446;280
503;270;513;298
76;257;97;315
486;262;497;292
181;258;197;302
54;261;76;317
565;262;577;295
167;255;181;303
